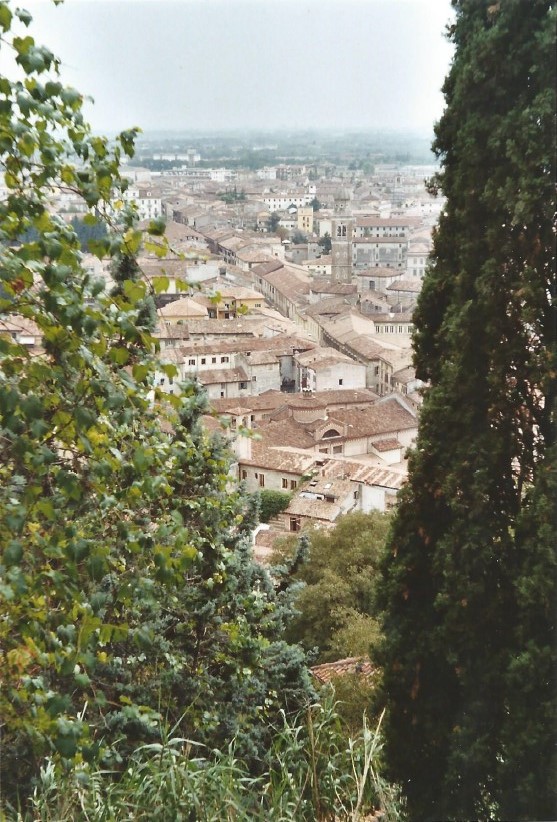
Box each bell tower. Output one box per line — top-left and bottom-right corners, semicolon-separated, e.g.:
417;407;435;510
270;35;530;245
331;188;354;282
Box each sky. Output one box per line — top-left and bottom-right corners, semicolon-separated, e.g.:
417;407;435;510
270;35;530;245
5;0;455;135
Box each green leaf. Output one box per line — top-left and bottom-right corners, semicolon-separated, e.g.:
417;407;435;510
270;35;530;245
132;363;151;382
0;2;12;31
151;275;170;294
122;279;146;303
109;346;130;365
4;541;23;566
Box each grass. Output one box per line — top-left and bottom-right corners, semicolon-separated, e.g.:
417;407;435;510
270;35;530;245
2;700;405;822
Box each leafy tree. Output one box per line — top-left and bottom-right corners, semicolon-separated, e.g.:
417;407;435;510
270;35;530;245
318;232;332;254
291;229;308;245
377;3;556;820
309;197;321;212
0;1;313;807
217;186;246;204
275;512;390;663
267;211;281;233
257;489;292;523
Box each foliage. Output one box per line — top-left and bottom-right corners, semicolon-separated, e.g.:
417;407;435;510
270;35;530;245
2;698;404;822
217;185;246;204
290;229;308;245
0;1;314;809
257;489;292;523
377;2;557;820
274;512;390;663
318;232;332;254
324;673;378;737
267;211;281;233
309;197;321;212
69;215;108;252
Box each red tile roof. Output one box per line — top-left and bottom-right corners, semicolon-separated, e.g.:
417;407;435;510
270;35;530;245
311;657;377;684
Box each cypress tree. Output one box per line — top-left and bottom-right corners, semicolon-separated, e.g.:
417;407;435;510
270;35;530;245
377;2;556;819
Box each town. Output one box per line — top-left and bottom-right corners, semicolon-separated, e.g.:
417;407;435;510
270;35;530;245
5;131;442;556
1;0;553;817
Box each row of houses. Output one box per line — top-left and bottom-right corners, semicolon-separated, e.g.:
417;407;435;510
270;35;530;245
207;389;418;549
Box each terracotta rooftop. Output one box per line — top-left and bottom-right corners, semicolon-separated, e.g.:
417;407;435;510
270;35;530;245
310;278;357;296
285;495;341;522
386;279;422;293
240;441;316;474
211;387;378;417
158;297;208;318
370;438;402;452
176;334;315;359
197;366;248;385
311;657;377;684
256;395;416;450
294;347;356;368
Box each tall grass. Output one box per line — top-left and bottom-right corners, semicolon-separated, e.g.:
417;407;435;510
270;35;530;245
2;700;405;822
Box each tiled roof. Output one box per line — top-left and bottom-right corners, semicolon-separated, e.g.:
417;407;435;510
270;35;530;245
159;297;208;318
372;311;414;322
311;656;377;684
240;441;315;474
241;350;280;365
176;333;315;359
196;366;248;385
285;495;341;522
386;279;422;293
211;387;378;416
370;438;402;452
392;366;416;383
294;347;355;367
250;260;284;277
310;278;357;295
320;459;406;490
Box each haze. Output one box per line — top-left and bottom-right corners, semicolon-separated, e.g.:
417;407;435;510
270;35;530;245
13;0;454;135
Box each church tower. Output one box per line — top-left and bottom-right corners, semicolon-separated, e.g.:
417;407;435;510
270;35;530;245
331;188;354;282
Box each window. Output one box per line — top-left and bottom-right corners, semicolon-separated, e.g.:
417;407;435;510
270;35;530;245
212;357;217;364
239;381;247;390
221;356;229;363
338;378;343;386
282;478;288;489
252;376;257;382
333;445;343;454
241;469;247;480
188;358;195;365
201;357;206;365
259;473;265;487
290;480;297;490
290;517;301;532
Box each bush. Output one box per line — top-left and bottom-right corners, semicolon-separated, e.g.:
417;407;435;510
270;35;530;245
258;489;292;523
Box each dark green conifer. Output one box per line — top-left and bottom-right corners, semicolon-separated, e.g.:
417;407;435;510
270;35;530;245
377;2;556;819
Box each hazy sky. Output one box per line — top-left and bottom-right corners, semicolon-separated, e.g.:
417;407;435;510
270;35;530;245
9;0;455;135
